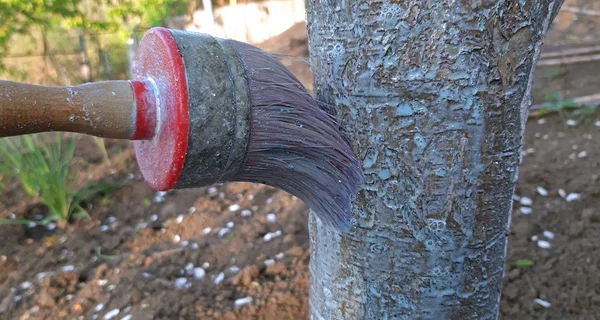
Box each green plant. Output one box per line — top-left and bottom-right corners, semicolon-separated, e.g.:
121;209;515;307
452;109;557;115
544;66;568;80
95;246;119;261
0;0;119;73
142;198;151;207
515;259;535;267
0;133;125;226
93;137;111;165
540;92;580;114
539;91;598;121
108;0;193;28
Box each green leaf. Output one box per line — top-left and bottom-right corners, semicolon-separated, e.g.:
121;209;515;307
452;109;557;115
515;259;534;267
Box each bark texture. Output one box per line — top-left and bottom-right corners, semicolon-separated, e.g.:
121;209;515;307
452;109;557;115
306;1;564;319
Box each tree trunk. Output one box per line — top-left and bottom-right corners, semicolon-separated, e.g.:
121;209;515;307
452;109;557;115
202;0;216;33
306;1;564;319
78;31;92;83
126;27;139;79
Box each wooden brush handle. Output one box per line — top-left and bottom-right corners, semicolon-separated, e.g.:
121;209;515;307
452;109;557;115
0;80;157;140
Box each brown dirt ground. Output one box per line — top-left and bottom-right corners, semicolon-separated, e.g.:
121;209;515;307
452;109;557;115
1;4;600;320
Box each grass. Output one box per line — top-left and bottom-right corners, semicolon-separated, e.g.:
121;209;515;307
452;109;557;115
538;92;598;121
95;246;120;261
515;259;535;268
544;66;568;80
539;92;581;114
0;133;126;226
94;137;111;165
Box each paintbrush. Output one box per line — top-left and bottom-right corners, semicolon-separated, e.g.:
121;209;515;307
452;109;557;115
0;27;363;231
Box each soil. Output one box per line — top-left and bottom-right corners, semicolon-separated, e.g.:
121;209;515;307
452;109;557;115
1;4;600;320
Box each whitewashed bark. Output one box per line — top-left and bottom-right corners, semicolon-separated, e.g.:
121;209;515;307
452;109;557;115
306;1;564;319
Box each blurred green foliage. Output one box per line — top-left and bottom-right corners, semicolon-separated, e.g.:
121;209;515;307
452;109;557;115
0;0;194;77
109;0;192;27
0;0;117;71
0;133;126;225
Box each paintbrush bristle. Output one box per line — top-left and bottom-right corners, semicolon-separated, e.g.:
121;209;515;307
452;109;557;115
224;39;364;231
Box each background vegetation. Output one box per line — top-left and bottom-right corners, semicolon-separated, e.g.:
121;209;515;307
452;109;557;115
0;0;196;84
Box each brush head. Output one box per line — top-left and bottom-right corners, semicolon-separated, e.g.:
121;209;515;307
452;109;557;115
131;28;363;231
224;40;364;231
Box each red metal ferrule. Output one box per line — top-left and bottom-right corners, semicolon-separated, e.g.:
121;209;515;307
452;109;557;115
130;79;157;140
131;27;190;191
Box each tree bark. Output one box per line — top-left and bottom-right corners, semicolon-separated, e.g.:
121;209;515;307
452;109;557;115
306;1;564;319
